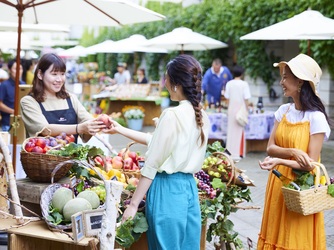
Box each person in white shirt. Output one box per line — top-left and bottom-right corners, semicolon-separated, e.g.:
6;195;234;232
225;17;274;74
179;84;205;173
113;62;130;84
103;54;210;250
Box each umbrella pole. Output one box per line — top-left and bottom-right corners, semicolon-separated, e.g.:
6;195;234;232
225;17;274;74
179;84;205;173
307;40;311;56
12;3;24;172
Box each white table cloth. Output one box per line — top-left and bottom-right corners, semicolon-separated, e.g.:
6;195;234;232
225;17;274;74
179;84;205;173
207;111;275;140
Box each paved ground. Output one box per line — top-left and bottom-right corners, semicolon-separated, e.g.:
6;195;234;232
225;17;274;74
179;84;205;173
107;126;334;250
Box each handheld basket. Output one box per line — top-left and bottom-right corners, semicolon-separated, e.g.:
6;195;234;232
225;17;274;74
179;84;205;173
40;159;106;230
121;141;142;180
20;136;72;183
281;162;334;216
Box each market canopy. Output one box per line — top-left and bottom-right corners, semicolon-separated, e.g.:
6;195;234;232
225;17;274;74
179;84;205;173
144;27;228;53
240;9;334;40
0;21;70;33
85;34;168;54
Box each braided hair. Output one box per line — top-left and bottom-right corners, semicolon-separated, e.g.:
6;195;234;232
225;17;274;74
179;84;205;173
166;54;205;145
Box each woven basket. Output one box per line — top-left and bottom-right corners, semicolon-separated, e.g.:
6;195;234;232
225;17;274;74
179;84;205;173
21;136;72;183
121;141;142;180
281;162;334;216
40;159;106;230
20;151;72;183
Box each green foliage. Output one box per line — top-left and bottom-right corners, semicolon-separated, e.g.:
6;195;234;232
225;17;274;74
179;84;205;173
79;0;334;92
201;181;252;248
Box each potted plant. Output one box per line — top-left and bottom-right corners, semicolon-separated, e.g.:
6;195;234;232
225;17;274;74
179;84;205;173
122;105;145;131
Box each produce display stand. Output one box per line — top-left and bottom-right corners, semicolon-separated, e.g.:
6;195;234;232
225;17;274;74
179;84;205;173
92;83;163;126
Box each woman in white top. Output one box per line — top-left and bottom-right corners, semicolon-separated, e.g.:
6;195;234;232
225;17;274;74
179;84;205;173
224;65;251;159
104;54;210;250
258;54;331;250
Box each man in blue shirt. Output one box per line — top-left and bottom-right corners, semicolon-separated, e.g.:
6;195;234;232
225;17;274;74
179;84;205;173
202;58;232;105
0;59;25;131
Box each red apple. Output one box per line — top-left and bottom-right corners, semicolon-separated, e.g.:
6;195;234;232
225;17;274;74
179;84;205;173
94;156;104;167
131;163;139;171
43;145;52;153
32;146;44;154
127;177;139;187
35;138;46;148
123;158;134;170
25;141;35;152
112;156;123;169
128;151;138;164
97;114;112;128
28;138;36;144
67;134;75;143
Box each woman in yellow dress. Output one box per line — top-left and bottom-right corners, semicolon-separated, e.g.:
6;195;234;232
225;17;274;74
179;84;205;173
258;54;331;250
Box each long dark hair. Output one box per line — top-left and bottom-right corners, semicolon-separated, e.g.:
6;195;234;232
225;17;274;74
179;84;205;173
31;53;68;102
300;80;331;126
166;54;205;145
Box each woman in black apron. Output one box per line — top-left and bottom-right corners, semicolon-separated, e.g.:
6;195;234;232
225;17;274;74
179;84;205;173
20;53;106;141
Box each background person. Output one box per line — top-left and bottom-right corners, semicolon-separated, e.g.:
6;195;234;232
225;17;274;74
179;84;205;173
224;65;251;159
136;68;148;84
257;54;331;250
112;62;130;84
103;54;210;250
20;53;105;141
202;58;232;105
0;59;25;131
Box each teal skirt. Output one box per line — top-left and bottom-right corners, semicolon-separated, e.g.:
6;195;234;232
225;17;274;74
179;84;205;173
145;171;201;250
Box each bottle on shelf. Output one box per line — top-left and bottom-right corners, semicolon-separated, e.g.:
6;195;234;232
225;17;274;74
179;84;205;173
272;169;300;191
256;96;263;113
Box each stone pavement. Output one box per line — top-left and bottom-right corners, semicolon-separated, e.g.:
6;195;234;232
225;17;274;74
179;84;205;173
96;127;334;250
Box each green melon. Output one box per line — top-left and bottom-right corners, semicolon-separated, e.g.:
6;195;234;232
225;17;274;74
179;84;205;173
51;187;73;213
77;190;100;209
63;197;92;221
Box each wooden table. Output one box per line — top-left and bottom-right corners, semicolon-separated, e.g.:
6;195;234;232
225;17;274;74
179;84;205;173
2;219;100;250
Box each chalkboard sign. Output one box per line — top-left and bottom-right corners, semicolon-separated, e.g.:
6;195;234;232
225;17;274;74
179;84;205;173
83;209;104;237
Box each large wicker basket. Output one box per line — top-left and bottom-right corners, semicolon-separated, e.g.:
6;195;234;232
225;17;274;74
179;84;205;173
281;162;334;216
20;151;72;183
40;159;106;231
20;136;72;183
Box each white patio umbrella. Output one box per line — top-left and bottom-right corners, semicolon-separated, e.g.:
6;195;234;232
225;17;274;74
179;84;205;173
0;0;165;170
86;34;168;54
57;45;89;58
0;32;32;50
0;21;70;33
240;9;334;40
144;27;228;53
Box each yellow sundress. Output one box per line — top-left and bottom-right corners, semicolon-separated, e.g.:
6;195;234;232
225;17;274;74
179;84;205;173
257;114;326;250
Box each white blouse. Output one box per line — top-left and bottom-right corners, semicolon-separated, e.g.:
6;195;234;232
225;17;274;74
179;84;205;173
141;100;210;180
275;103;331;140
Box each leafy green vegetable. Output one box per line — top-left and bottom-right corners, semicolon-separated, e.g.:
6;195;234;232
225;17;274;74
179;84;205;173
328;184;334;197
293;171;314;190
49;143;104;161
116;212;148;248
48;205;65;225
206;141;225;156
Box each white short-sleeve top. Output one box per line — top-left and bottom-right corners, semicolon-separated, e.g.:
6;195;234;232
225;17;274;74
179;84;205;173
275;103;331;140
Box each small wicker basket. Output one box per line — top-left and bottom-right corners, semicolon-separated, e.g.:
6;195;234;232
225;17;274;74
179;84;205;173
121;141;142;180
281;162;334;216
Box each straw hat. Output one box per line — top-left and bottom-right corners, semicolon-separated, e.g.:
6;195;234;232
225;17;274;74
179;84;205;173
273;53;322;96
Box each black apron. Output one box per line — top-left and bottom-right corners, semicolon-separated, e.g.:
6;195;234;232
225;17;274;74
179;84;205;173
39;97;78;143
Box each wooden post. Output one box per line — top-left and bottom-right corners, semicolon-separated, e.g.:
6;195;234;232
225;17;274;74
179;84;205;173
99;180;123;250
0;132;9;217
0;132;23;217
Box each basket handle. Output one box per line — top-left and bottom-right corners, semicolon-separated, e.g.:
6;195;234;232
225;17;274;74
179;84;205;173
121;141;136;160
312;162;330;191
212;151;236;186
51;159;106;184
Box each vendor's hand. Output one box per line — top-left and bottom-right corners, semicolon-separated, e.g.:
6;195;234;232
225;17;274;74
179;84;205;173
101;119;122;134
259;156;280;171
122;204;137;224
79;119;106;135
291;148;312;169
